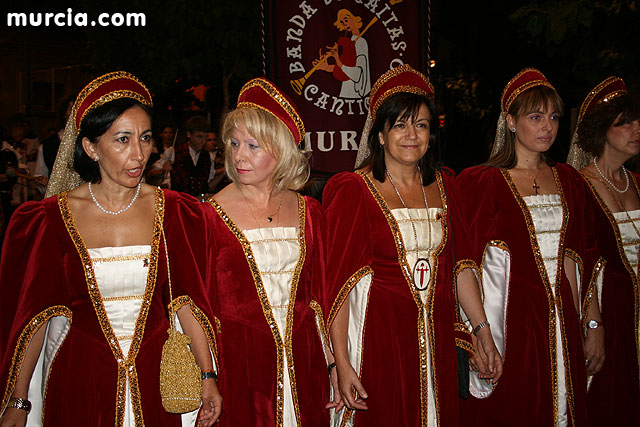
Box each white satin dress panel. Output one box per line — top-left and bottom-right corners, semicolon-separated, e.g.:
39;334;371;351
524;194;568;427
245;227;300;427
392;208;443;427
89;245;150;427
613;209;640;276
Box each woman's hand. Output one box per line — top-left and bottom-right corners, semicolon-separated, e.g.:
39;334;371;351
198;378;222;426
584;327;605;375
0;407;28;427
326;364;344;411
335;360;368;411
470;327;503;384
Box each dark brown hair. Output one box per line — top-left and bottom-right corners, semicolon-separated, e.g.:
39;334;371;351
577;95;640;157
486;85;563;169
361;92;439;185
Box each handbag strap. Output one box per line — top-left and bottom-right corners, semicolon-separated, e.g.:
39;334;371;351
160;220;175;332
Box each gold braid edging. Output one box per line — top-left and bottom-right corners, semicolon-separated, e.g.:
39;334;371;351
169;295;220;367
327;266;373;330
309;300;330;351
580;257;605;328
1;306;72;414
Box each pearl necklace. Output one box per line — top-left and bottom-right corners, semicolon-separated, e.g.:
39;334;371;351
594;156;629;193
88;181;142;215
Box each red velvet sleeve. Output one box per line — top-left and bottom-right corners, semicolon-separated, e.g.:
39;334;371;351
162;190;220;362
0;199;71;411
304;197;330;315
322;172;373;328
454;166;498;267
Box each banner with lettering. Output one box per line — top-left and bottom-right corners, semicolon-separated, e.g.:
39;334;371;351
264;0;426;175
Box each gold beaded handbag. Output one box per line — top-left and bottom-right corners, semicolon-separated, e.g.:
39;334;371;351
159;225;202;413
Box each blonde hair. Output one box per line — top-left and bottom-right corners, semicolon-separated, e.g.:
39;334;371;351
222;108;309;192
487;86;564;169
334;9;363;31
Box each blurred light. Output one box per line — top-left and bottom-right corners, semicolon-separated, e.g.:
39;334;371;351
429;60;437;68
439;114;446;128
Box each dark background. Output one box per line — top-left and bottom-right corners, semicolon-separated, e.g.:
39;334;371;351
1;0;638;172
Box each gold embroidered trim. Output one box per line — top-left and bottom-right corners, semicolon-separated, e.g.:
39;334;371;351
454;322;471;334
260;269;296;275
209;194;307;426
169;295;220;367
309;300;331;351
116;335;134;340
1;306;72;414
623;240;640;246
501;68;554;112
578;77;627;123
358;169;448;427
326;265;373;330
91;254;150;263
455;337;474;354
525;202;562;209
58;187;164;427
102;294;144;302
616;217;640;224
581;257;605;327
501;167;575;425
237;78;305;141
369;64;434;118
73;71;152;130
537;229;562;235
271;304;289;309
395;217;442;224
580;171;640;375
248;237;299;244
453;259;479;321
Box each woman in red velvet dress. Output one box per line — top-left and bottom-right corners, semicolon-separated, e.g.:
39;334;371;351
567;77;640;426
323;64;502;427
205;77;339;426
456;68;603;426
0;72;221;427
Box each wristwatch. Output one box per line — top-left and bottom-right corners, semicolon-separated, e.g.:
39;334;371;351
8;397;31;413
587;320;603;329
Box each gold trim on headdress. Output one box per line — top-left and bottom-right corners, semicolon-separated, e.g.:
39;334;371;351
501;67;554;113
568;76;628;170
368;64;434;120
73;71;152;131
237;78;305;144
491;68;555;157
45;71;152;198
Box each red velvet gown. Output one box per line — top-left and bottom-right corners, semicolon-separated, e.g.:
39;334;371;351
323;169;473;427
455;164;598;427
579;171;640;426
205;194;330;427
0;189;218;426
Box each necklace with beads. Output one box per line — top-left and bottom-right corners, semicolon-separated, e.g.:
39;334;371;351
594;156;629;193
88;181;141;215
385;168;432;291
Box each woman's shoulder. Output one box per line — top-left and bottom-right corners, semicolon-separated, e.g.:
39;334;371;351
303;194;323;216
456;165;501;185
4;197;62;244
324;171;366;196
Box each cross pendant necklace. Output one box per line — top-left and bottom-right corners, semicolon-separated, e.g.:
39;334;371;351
532;179;540;194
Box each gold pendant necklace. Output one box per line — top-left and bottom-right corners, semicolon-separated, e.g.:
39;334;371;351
240;188;283;226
